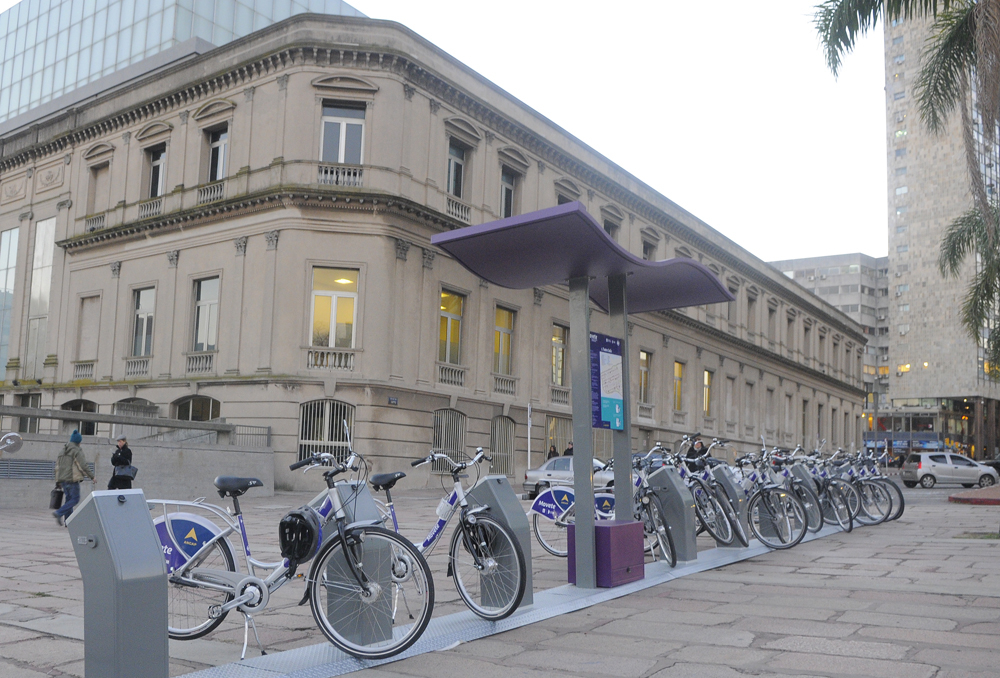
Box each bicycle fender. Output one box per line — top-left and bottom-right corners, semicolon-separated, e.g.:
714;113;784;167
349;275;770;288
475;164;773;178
152;512;227;573
528;487;574;519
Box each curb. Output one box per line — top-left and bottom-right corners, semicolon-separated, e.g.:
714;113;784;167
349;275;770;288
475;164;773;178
949;495;1000;505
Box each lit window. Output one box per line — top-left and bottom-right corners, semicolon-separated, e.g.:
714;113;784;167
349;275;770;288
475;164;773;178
132;288;155;357
439;291;465;364
493;307;515;375
639;351;651;404
703;370;712;417
673;361;684;412
447;141;466;199
193;278;220;352
311;268;358;349
895;128;907;138
552;324;567;386
898;363;911;372
320;104;365;164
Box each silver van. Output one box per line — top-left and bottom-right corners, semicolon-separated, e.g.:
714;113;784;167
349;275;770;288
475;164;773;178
900;452;999;489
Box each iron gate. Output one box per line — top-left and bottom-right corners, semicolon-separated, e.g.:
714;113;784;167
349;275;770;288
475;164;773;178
298;399;356;462
490;415;515;477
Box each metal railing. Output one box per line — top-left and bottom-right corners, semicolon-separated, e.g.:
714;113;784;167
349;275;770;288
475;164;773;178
125;357;150;379
446;197;471;223
493;374;516;396
85;214;105;231
438;364;466;387
197;181;224;205
318;165;363;187
185;353;214;374
306;348;355;371
233;424;271;448
138;197;163;219
73;362;95;380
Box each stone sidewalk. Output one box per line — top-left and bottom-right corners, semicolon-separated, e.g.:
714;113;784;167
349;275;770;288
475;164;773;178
1;483;998;677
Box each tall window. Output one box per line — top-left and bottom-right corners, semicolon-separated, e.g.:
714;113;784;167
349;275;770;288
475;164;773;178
175;395;221;422
703;370;713;417
493;307;515;375
642;241;656;261
311;268;358;348
16;393;40;433
24;218;55;380
62;399;98;436
439;291;464;364
320;104;364;164
147;145;166;198
552;324;567;385
132;288;155;357
208;127;228;182
193;277;220;352
639;350;651;403
447;141;465;198
0;227;19;373
298;399;355;462
500;167;517;218
673;361;684;411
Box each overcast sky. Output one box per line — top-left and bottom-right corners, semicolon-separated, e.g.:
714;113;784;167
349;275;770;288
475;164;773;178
0;0;889;262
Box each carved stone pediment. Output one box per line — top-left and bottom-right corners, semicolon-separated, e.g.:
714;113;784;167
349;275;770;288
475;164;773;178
444;117;482;147
135;121;173;142
600;204;624;224
554;177;581;199
498;146;530;173
82;142;115;162
310;74;379;96
192;98;237;122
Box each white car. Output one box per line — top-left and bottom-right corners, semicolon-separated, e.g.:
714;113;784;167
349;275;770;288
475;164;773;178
522;456;613;498
900;452;999;489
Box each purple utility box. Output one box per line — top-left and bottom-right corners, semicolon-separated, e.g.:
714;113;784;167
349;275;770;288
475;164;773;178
567;520;644;587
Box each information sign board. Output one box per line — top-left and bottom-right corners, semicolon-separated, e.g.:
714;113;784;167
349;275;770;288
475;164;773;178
590;332;624;430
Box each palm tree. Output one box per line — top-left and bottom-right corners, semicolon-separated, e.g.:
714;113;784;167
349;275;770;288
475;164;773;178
816;0;1000;375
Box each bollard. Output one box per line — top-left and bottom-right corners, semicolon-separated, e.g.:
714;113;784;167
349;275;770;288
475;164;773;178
467;475;533;606
67;489;168;678
646;467;698;562
712;465;750;548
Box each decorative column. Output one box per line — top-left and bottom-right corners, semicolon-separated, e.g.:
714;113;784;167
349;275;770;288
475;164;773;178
257;231;279;373
416;248;435;386
389;238;410;381
226;237;248;374
161;250;180;378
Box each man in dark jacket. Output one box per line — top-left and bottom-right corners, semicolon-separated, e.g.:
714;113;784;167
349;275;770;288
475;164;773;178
563;441;574;456
54;430;94;525
108;434;133;490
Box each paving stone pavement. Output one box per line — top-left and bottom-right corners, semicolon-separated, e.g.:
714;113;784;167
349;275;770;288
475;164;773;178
0;481;998;677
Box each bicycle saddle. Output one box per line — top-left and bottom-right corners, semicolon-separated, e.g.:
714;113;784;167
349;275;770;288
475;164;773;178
214;476;264;497
370;471;406;492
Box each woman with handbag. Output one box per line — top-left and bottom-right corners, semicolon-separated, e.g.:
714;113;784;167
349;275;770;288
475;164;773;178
108;435;135;490
54;430;94;526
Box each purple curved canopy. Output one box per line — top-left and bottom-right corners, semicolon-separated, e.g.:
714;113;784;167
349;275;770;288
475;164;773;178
431;202;734;313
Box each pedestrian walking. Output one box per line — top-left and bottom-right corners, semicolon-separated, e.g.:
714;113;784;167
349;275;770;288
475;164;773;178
108;434;133;490
563;441;574;456
547;445;559;459
53;430;94;526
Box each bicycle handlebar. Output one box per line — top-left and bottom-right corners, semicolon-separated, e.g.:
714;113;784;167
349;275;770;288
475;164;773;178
411;447;489;470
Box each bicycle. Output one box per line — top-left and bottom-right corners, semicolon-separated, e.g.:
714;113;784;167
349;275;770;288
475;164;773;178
680;438;750;547
149;449;434;660
369;447;527;621
733;451;809;549
527;483;616;557
670;436;736;546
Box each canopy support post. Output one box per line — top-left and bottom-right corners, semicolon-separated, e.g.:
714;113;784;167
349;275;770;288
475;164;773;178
569;275;596;588
608;273;633;521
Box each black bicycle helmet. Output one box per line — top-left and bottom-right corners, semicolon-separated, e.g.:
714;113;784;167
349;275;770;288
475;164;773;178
278;505;322;565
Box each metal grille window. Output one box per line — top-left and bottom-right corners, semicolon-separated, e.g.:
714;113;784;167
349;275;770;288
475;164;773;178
321;104;365;165
673;361;684;412
432;408;467;471
298;399;356;462
193;277;220;352
703;370;713;417
439;291;464;364
490;415;515;477
311;268;358;348
639;350;651;403
546;415;572;456
133;288;155;357
552;324;568;386
494;307;515;375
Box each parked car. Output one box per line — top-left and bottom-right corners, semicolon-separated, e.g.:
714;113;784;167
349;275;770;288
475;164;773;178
522;456;614;498
900;452;999;489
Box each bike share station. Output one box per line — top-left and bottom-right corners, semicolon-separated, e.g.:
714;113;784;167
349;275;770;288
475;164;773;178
66;203;844;678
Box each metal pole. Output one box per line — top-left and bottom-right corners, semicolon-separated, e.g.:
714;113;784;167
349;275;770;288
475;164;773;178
607;273;633;522
568;276;596;588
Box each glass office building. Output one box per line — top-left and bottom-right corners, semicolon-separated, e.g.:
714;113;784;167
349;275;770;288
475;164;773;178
0;0;364;124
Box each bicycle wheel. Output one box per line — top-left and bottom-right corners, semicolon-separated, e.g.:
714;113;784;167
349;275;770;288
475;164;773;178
714;484;749;547
792;481;824;534
834;479;862;521
876;478;905;521
854;480;892;526
640;493;676;566
690;478;734;545
532;507;573;557
747;488;807;549
166;535;237;640
449;513;526;621
822;484;853;533
310;526;434;660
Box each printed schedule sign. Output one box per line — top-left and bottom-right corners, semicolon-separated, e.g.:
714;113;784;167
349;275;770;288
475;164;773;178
590;332;624;430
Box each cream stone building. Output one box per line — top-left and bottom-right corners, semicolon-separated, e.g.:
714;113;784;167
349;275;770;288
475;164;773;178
0;14;866;489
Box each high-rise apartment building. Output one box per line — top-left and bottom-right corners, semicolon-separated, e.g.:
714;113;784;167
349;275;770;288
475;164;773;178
880;16;1000;458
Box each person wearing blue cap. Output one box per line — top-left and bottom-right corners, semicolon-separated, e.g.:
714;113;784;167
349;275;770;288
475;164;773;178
53;430;94;526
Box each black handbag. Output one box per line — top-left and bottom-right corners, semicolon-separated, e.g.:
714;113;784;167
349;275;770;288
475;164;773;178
114;464;138;480
49;484;63;510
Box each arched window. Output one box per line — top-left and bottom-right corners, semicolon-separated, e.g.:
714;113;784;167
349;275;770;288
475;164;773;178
174;396;221;422
61;399;98;436
490;415;515;477
432;408;466;471
298;399;356;462
113;398;159;440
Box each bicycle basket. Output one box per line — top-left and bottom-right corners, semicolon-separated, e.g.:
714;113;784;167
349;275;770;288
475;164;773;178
278;505;323;565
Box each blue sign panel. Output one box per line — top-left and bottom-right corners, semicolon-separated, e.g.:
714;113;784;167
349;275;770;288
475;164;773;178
590;332;624;430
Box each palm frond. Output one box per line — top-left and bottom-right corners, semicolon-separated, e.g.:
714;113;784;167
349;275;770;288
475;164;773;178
916;5;976;133
938;204;992;278
974;0;1000;152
